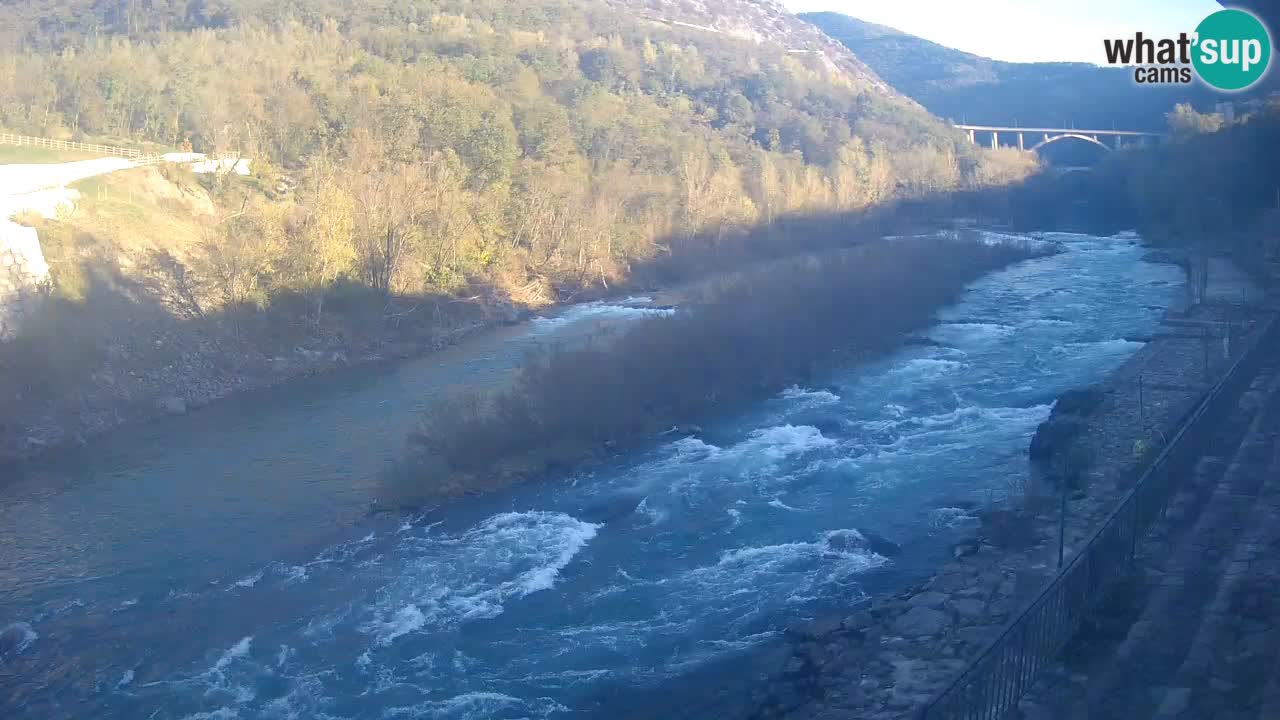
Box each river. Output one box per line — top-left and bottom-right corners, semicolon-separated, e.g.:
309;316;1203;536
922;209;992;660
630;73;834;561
0;230;1184;719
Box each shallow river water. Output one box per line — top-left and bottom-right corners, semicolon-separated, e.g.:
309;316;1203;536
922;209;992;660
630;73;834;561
0;231;1184;719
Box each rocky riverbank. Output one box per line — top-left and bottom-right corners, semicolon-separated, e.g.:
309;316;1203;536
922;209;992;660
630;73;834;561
0;295;529;462
735;272;1274;718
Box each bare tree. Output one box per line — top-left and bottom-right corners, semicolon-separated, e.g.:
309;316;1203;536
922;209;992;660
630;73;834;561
348;130;431;297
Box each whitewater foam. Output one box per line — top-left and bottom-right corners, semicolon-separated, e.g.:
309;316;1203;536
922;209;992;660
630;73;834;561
214;637;253;673
260;673;340;720
666;436;722;460
157;636;258;709
780;385;841;404
856;404;1052;451
372;605;429;646
384;691;531;719
361;512;601;645
634;496;667;526
683;528;887;599
1063;338;1145;355
889;357;964;382
931;507;979;529
529;301;675;331
229;570;264;590
178;710;240;720
1;621;37;654
730;425;836;461
930;322;1015;345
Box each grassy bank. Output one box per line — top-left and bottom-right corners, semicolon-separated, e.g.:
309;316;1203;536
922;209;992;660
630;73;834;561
406;234;1052;499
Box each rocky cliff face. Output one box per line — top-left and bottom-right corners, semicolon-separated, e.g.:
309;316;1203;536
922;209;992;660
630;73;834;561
0;221;50;338
0;168;67;339
610;0;895;93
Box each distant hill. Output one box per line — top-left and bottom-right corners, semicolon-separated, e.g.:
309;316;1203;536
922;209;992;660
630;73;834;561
800;11;1219;132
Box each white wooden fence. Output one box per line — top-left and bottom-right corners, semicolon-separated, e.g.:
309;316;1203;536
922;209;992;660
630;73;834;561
0;132;144;158
0;134;247;170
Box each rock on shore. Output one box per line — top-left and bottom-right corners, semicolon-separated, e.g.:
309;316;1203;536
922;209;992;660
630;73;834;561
1029;385;1106;466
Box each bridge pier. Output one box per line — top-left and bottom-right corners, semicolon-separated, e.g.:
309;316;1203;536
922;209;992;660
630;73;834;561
1017;132;1024;150
968;128;975;144
990;131;998;149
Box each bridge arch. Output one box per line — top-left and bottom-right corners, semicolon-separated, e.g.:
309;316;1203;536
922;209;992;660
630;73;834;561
1028;133;1112;153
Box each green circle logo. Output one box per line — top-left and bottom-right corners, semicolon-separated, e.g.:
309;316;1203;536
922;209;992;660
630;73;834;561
1192;9;1271;91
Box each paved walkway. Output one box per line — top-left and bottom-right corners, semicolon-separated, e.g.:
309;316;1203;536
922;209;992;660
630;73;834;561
1019;325;1280;719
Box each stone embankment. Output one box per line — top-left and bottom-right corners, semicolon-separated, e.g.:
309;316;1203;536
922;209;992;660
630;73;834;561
742;270;1273;719
1018;308;1280;717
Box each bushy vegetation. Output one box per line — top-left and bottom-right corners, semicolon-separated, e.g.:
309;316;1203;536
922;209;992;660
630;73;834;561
408;235;1051;498
995;102;1280;245
1;0;1038;320
1123;104;1280;249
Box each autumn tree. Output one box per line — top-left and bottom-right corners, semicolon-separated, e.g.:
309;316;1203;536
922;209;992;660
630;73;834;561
1166;103;1225;137
293;155;357;319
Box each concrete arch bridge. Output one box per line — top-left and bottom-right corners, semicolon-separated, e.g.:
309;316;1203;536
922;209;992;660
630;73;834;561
955;124;1167;153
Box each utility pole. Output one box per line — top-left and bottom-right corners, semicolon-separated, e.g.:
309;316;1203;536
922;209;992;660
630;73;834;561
1138;374;1146;429
1059;473;1068;570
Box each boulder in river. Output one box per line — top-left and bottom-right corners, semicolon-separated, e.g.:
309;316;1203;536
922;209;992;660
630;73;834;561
824;528;901;558
861;530;903;558
1029;386;1105;465
810;417;844;437
1052;386;1105;416
156;396;187;415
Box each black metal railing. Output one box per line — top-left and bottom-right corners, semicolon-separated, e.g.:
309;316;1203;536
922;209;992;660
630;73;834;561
920;311;1278;720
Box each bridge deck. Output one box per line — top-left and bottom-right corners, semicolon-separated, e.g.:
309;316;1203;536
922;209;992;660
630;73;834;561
954;124;1165;136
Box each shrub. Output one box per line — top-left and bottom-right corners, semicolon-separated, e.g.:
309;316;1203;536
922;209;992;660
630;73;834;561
407;234;1052;497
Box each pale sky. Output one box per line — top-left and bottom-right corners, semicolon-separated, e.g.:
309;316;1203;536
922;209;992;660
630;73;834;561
783;0;1225;64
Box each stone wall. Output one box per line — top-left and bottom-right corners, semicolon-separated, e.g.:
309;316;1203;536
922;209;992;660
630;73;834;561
0;218;51;338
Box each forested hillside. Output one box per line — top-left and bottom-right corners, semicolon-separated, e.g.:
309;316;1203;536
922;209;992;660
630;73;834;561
0;0;1037;309
802;11;1220;132
1120;105;1280;250
999;102;1280;258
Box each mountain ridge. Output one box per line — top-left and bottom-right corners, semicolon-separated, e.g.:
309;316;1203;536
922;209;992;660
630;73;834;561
608;0;895;93
800;10;1219;132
